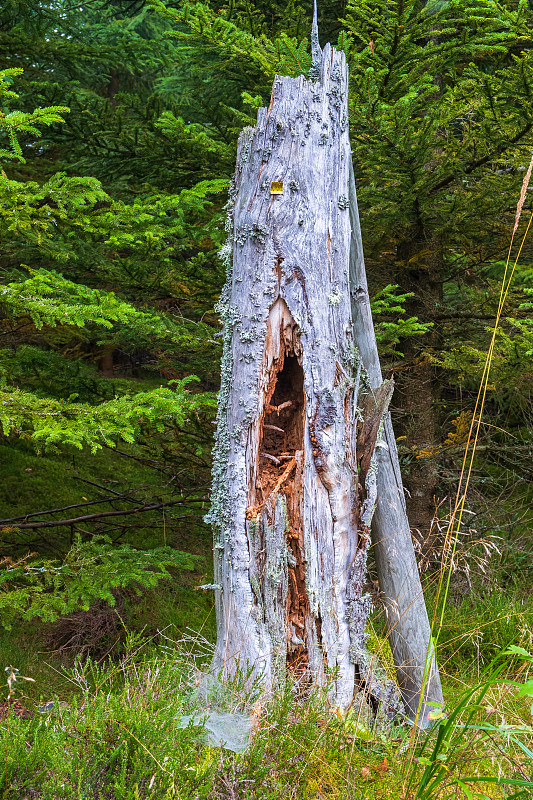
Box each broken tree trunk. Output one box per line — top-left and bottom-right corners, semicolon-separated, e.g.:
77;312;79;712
348;166;444;724
206;42;402;715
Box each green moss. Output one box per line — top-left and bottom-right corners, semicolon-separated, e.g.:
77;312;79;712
365;619;396;684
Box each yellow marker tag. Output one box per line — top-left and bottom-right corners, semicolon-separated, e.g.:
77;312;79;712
270;181;283;194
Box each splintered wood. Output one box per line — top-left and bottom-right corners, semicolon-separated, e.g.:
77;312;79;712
208;42;400;714
246;304;309;674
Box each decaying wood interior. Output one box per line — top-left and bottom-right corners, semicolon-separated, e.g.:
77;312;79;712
244;297;394;690
246;299;310;677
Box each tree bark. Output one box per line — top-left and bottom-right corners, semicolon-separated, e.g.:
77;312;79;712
393;236;444;543
207;44;400;713
348;167;444;724
98;348;115;377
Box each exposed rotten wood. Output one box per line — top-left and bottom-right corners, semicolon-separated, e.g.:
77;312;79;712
260;452;281;465
264;424;285;434
247;457;296;520
267;401;293;414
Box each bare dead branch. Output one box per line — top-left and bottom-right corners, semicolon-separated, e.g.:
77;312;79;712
0;499;200;531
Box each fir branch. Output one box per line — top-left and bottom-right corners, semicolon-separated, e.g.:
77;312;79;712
0;382;215;452
0;536;200;628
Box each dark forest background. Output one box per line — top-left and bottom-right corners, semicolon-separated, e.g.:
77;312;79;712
1;0;532;666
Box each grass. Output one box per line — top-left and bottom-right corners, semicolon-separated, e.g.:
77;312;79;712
0;629;531;800
1;529;531;799
406;655;533;799
433;593;533;678
0;640;404;800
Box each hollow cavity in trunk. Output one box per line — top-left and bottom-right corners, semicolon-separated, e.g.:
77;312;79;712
256;346;309;676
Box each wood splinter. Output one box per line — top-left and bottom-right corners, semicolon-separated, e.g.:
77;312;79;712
264;424;285;434
267;400;293;415
269;457;296;496
261;452;281;465
246;457;296;520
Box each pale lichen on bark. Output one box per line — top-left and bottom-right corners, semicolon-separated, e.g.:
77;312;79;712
205;35;405;719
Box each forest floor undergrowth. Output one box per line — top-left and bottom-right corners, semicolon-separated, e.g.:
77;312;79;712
0;576;531;800
1;443;531;798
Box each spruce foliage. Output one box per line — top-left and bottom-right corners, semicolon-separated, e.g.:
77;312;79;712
0;32;221;622
0;69;216;454
1;0;533;635
0;537;198;629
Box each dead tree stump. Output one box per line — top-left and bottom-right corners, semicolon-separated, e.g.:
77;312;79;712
206;40;403;714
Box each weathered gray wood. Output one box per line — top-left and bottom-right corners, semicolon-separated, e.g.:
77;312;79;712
348;163;444;724
207;44;400;713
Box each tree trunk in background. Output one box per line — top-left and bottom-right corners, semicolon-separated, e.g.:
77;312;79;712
398;346;440;546
207;44;400;713
394;239;444;545
98;348;114;377
348;167;444;724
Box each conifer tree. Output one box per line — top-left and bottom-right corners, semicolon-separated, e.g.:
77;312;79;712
338;0;533;537
0;4;236;580
3;0;533;615
159;0;533;544
0;64;220;621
